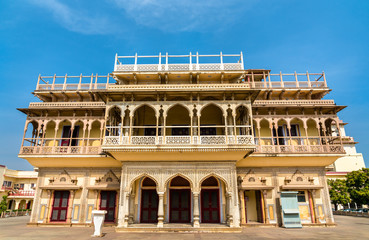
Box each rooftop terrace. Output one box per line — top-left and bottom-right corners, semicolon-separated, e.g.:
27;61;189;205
114;52;244;72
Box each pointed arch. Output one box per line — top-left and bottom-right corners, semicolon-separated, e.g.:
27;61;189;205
199;173;230;192
164;173;194;191
199;102;225;116
166;103;192;116
132;103;158;117
127;173;160;192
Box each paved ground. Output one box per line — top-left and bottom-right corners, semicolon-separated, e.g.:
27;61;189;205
1;216;369;240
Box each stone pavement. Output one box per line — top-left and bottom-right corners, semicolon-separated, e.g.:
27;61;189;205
1;216;369;240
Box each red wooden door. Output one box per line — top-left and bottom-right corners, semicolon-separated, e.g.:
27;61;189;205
100;191;117;222
140;189;158;223
170;189;191;223
50;191;70;222
201;189;220;223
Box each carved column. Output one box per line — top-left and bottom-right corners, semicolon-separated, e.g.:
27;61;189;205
309;190;319;224
124;113;130;136
155;115;159;142
157;192;164;228
224;114;228;143
227;114;234;135
262;190;269;224
193;192;200;227
303;120;309;147
94;190;100;210
226;192;234;227
128;193;135;224
239;189;246;224
67;190;75;224
232;114;237;138
122;192;130;227
45;190;53;223
129;116;133;143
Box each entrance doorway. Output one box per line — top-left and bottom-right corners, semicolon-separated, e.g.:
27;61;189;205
51;191;70;222
244;190;264;223
201;189;220;223
99;191;117;222
140;177;158;223
169;176;191;223
200;176;220;223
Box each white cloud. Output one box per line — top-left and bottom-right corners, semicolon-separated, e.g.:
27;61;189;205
28;0;256;34
113;0;255;32
28;0;115;35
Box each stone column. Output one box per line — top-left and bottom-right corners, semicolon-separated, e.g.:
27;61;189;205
226;192;234;227
128;193;135;224
122;192;130;227
67;190;75;224
309;189;319;224
80;173;89;223
262;190;269;224
239;190;246;224
157;192;164;228
15;200;20;210
193;192;200;227
30;173;43;223
45;190;53;223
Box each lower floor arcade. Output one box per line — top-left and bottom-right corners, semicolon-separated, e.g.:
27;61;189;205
28;163;334;229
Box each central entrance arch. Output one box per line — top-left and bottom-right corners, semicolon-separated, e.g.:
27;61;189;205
169;176;191;223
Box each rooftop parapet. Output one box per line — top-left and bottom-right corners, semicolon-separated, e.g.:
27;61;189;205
114;52;244;72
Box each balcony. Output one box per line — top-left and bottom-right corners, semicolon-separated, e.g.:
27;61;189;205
104;135;254;146
8;190;35;197
19;118;104;156
20;144;101;155
114;52;244;72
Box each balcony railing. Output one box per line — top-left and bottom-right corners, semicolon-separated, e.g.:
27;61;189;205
34;71;328;92
8;190;35;197
20;137;102;155
247;72;327;89
20;145;101;155
103;135;254;146
253;100;335;106
114;52;244;72
254;137;344;154
35;74;113;91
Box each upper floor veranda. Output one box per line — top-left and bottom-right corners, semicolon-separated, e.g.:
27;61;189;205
32;53;330;104
18;100;346;161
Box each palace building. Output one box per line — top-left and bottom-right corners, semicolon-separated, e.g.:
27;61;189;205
18;52;358;230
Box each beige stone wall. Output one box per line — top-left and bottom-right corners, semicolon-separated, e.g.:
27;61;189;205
31;167;121;224
237;167;333;225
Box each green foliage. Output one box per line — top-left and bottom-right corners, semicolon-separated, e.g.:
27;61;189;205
0;195;7;214
346;168;369;205
328;179;351;207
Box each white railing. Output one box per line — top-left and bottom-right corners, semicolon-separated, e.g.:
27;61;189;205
115;63;244;72
20;146;101;155
114;52;244;72
108;83;251;91
29;102;105;109
102;135;254;146
256;145;344;154
253;100;335;106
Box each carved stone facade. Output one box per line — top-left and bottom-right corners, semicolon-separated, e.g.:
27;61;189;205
19;53;352;231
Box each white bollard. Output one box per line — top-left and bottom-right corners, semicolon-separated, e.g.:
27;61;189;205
91;210;107;237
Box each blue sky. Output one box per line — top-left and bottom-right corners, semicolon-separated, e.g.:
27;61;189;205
0;0;368;170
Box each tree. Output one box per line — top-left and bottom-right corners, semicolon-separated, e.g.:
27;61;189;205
0;195;7;214
346;168;369;206
328;179;351;210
